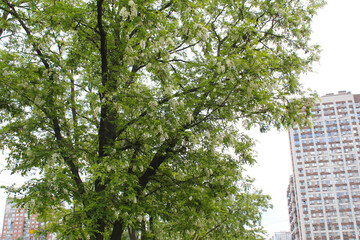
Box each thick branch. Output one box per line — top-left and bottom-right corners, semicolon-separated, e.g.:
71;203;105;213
138;136;179;188
3;0;49;68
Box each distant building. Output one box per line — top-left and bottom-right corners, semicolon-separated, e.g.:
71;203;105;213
288;91;360;239
288;176;301;240
271;231;291;240
1;198;54;240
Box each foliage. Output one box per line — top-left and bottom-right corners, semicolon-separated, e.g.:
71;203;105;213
0;0;323;239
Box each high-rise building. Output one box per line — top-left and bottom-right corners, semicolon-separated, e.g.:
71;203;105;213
271;231;291;240
288;91;360;240
1;198;54;240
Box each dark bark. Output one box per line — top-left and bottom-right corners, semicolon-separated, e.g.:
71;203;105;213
138;137;178;188
94;0;113;239
128;226;137;240
149;216;155;240
110;220;125;240
140;220;146;240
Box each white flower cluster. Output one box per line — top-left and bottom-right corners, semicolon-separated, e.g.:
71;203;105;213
225;58;235;69
119;1;137;20
148;100;158;110
186;112;193;123
216;62;226;74
194;23;209;41
170;98;178;110
114;103;122;113
50;153;61;163
140;40;146;50
128;0;137;20
34;96;45;106
119;7;129;19
157;124;168;141
164;84;173;95
205;168;213;177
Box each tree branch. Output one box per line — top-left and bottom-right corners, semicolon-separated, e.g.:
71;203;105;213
3;0;86;198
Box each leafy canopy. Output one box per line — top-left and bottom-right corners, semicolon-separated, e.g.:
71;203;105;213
0;0;323;239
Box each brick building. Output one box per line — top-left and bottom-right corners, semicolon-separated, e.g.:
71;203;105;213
1;198;54;240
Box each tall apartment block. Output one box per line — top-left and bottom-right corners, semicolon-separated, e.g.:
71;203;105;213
288;91;360;240
1;198;54;240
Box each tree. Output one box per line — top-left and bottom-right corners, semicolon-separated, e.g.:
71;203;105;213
0;0;324;239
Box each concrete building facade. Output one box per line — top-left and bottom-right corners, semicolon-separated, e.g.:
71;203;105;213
288;91;360;240
271;231;291;240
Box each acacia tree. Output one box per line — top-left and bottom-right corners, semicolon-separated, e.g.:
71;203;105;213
0;0;323;239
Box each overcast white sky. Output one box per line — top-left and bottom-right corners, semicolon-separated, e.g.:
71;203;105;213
1;0;360;237
248;0;360;237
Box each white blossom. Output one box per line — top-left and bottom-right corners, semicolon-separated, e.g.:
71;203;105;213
129;1;137;20
25;150;33;158
216;62;226;74
160;132;168;141
119;7;129;19
214;134;223;143
43;69;49;77
201;30;209;41
206;168;213;177
34;96;45;106
226;59;234;69
146;63;152;71
157;125;163;135
159;37;165;46
164;84;173;95
115;103;122;113
140;40;146;49
170;98;178;109
166;37;174;47
128;0;135;7
126;56;134;65
94;107;100;115
186;112;193;123
125;46;134;55
219;176;225;185
51;153;60;162
205;131;210;138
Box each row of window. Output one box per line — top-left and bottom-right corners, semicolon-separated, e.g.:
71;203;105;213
300;191;360;204
299;172;360;181
295;133;359;146
299;158;357;166
299;166;359;174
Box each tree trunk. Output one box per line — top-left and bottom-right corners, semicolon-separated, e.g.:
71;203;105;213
149;216;155;240
110;220;125;240
140;220;146;240
128;225;137;240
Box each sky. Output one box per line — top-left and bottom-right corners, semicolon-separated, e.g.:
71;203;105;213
1;0;360;237
247;0;360;237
